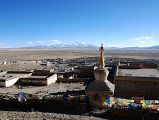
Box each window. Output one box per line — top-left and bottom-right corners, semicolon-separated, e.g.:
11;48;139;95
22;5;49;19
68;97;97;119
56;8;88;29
125;74;131;76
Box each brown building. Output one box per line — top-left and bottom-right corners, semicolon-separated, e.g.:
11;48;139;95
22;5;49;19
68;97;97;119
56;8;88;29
19;70;57;86
73;66;95;79
114;66;159;99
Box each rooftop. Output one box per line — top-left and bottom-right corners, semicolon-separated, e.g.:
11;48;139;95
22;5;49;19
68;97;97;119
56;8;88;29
0;72;32;81
117;68;159;77
29;76;48;79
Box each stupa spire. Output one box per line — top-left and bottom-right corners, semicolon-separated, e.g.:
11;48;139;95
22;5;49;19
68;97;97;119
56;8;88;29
99;44;105;67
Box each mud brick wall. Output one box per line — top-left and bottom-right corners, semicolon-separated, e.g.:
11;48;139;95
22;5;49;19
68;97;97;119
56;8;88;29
114;76;159;99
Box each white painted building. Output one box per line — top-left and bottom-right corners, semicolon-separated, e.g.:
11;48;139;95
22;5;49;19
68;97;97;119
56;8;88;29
0;71;32;87
0;77;19;87
19;73;57;86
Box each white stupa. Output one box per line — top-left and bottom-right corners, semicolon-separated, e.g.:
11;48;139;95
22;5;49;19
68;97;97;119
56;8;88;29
85;44;115;96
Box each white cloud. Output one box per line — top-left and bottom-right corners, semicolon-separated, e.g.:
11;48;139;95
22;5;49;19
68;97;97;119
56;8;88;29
133;36;154;44
49;40;64;45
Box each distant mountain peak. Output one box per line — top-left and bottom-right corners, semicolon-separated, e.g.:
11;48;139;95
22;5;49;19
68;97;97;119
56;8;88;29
23;41;98;48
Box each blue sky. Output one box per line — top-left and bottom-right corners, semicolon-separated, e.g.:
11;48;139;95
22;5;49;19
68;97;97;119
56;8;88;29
0;0;159;48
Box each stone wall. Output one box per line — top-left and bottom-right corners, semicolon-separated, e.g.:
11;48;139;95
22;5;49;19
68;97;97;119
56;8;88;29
56;78;86;83
19;78;47;86
114;76;159;99
74;66;95;79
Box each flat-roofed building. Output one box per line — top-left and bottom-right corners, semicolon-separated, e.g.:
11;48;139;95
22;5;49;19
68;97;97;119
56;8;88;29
0;70;57;87
114;66;159;99
118;68;159;77
73;65;95;79
19;70;57;86
0;75;19;87
0;71;32;87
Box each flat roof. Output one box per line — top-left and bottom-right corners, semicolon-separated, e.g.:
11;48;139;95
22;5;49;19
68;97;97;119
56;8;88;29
0;73;31;80
29;76;48;79
118;68;159;77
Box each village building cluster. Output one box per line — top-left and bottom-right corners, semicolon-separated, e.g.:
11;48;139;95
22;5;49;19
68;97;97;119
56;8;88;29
0;45;159;119
0;45;159;101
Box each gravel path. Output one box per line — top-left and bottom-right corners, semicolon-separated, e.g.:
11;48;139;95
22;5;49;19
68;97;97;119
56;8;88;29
0;111;106;120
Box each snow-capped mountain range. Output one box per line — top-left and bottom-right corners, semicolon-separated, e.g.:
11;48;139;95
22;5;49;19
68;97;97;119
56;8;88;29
23;44;159;49
24;40;98;48
22;40;159;49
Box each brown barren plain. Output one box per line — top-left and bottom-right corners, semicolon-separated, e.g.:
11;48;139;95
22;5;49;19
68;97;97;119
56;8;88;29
0;48;159;60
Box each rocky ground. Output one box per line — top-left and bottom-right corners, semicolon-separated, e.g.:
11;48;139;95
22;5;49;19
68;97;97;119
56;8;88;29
0;111;106;120
0;83;85;95
0;83;89;120
0;83;107;120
